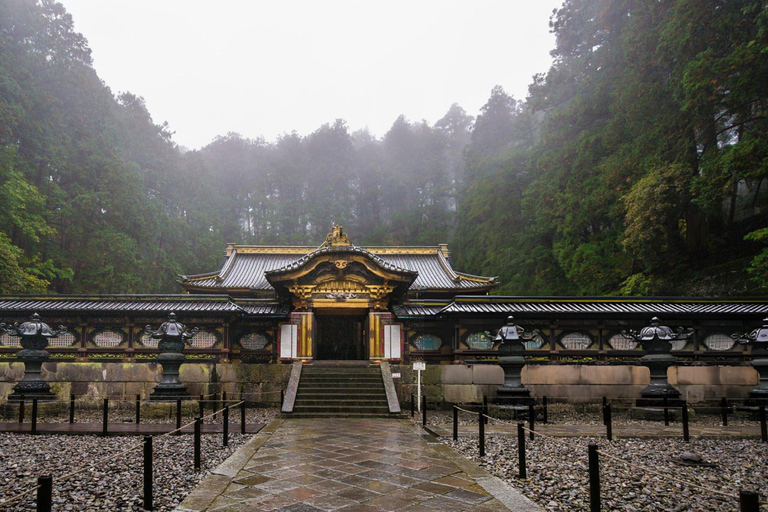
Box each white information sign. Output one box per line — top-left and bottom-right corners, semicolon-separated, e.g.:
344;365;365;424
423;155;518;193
413;361;426;411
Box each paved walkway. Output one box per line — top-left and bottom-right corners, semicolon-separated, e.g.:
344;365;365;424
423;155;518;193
176;418;540;512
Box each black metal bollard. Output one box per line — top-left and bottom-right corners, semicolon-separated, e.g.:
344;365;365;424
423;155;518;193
483;396;488;425
542;396;548;424
682;402;690;442
605;403;612;441
588;444;600;512
663;394;670;426
176;399;182;432
281;389;285;408
199;394;205;419
721;397;728;426
740;490;760;512
453;406;458;441
410;393;414;418
18;396;24;424
223;405;229;447
37;475;52;512
69;394;75;424
136;394;141;425
602;397;607;426
422;395;427;427
517;423;526;479
528;403;535;440
143;436;153;510
240;400;246;434
31;398;38;434
478;409;485;457
194;417;201;471
760;404;767;443
102;398;109;436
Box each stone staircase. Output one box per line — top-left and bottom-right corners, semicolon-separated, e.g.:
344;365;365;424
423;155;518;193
290;365;394;418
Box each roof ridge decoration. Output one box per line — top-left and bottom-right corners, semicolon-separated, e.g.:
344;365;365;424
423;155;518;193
320;225;352;248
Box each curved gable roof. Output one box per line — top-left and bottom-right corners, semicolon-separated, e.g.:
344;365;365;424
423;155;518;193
179;244;497;295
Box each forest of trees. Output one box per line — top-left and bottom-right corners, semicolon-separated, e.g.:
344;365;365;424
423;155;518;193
1;0;767;297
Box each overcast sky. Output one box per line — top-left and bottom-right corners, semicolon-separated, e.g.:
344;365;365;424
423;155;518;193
59;0;562;150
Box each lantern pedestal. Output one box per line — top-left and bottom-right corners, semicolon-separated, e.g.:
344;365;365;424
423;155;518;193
7;348;56;401
496;355;534;408
748;348;768;401
635;354;683;408
150;343;190;401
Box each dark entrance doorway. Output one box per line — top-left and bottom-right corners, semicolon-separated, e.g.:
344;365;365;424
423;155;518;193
316;312;366;360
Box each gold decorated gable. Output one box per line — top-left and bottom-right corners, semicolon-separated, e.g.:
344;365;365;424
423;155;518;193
266;230;417;308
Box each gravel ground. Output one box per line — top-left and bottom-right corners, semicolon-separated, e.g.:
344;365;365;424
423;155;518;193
421;403;762;429
0;407;279;511
0;401;279;426
446;434;768;511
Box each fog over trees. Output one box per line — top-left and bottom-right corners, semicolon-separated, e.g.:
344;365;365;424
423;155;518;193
1;0;767;296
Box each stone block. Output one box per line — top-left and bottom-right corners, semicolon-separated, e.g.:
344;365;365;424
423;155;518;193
0;363;24;381
106;363;156;383
0;383;13;401
629;366;649;384
49;382;71;401
124;382;145;399
524;365;579;385
180;363;211;383
719;366;758;386
56;363;105;382
672;366;720;386
106;382;126;399
441;365;473;385
423;366;442;385
471;365;504;385
579;365;635;385
443;384;481;403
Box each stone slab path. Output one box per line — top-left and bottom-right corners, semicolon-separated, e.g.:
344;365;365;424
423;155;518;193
176;418;541;512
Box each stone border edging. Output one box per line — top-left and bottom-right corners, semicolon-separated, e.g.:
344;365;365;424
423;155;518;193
174;418;283;512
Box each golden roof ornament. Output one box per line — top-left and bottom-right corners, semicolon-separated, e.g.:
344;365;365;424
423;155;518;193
322;225;352;247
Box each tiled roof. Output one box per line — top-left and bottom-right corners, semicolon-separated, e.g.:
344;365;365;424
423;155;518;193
0;295;286;317
180;245;497;293
396;297;768;318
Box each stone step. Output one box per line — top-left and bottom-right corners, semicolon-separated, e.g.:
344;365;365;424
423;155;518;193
299;395;388;405
286;412;400;418
296;393;385;399
292;405;391;414
298;383;384;390
290;365;392;418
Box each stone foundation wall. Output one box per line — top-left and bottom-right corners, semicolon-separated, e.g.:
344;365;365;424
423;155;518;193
0;361;758;406
391;363;759;406
0;362;292;403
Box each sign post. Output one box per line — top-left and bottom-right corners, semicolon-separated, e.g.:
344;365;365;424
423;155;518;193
413;362;426;412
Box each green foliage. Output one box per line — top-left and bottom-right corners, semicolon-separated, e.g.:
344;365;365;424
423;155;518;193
2;0;768;298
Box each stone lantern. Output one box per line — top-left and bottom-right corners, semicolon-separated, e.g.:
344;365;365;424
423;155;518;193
3;313;67;401
494;316;538;407
622;317;692;406
732;318;768;401
145;312;199;400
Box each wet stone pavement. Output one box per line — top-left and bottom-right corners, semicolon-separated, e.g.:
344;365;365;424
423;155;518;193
177;418;535;511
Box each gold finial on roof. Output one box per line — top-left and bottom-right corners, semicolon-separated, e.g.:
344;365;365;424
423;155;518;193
322;225;351;247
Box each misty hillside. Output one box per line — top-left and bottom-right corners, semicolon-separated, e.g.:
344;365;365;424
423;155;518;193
1;0;767;296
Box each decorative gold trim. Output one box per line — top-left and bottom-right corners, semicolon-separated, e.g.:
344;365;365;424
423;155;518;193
320;225;352;247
